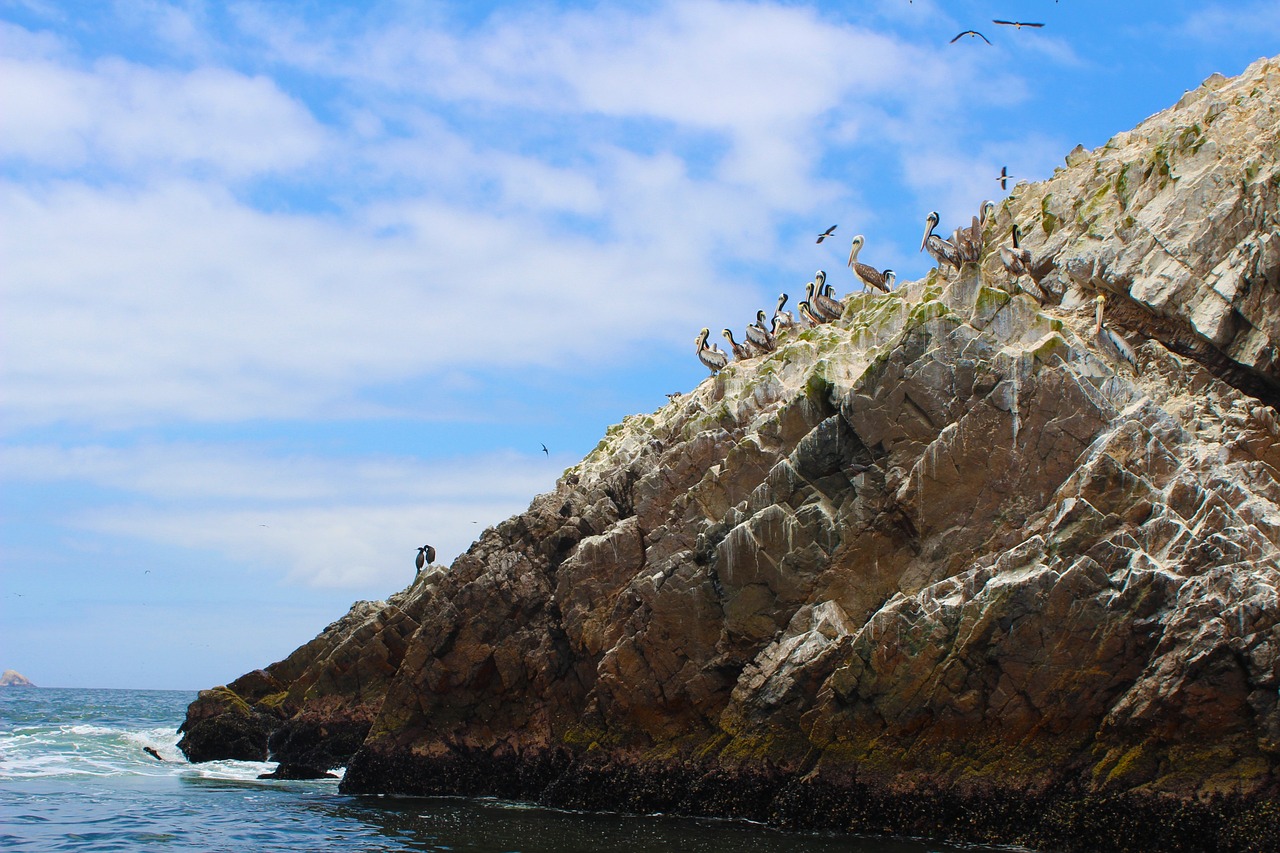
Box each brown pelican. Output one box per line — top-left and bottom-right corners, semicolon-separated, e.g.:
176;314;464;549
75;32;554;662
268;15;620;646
816;225;837;244
772;293;795;330
416;545;436;572
993;19;1044;30
745;310;777;352
882;270;896;291
696;328;729;373
999;225;1031;277
722;328;756;360
999;225;1042;301
998;166;1012;190
847;235;891;293
797;300;824;327
951;30;991;44
1093;295;1139;373
980;200;995;225
808;279;843;322
953;214;984;263
920;211;963;271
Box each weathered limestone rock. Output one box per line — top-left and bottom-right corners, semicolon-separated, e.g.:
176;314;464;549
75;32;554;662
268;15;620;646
182;56;1280;851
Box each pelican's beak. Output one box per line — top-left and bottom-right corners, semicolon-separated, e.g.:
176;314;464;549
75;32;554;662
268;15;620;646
919;220;932;252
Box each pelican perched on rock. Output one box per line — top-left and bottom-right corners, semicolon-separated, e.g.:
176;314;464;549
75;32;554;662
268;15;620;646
1000;225;1043;302
797;300;823;327
952;214;985;263
722;328;756;361
772;293;795;331
416;545;436;572
1093;295;1139;373
696;328;729;373
999;224;1032;278
921;211;963;271
847;235;891;293
882;270;896;292
745;310;777;352
808;278;843;322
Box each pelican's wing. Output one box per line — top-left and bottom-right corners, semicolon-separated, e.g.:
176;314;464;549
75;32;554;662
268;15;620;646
976;31;992;43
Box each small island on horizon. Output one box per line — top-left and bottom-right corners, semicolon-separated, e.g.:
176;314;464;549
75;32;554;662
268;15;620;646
0;670;36;687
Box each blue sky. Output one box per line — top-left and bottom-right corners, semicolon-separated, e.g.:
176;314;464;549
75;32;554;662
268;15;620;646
2;0;1277;690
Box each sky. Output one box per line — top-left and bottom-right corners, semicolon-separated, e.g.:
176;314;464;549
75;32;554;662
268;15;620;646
1;0;1277;691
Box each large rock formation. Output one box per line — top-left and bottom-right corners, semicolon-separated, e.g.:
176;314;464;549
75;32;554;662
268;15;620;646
0;670;35;687
181;56;1280;851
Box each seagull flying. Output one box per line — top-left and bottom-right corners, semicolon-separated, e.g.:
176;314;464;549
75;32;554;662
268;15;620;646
993;20;1045;30
951;30;991;44
816;225;837;244
541;443;549;456
998;166;1012;190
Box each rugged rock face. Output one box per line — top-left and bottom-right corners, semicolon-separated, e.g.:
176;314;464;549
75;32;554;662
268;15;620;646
181;56;1280;850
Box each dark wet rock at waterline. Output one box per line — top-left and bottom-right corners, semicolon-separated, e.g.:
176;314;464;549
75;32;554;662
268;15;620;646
181;55;1280;852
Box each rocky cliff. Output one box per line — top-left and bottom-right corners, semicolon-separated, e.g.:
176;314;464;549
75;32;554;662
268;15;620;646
180;56;1280;851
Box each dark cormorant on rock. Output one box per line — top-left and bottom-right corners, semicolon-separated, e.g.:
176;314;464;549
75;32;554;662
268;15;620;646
416;545;436;572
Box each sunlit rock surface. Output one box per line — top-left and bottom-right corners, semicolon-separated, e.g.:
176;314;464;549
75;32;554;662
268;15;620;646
181;55;1280;851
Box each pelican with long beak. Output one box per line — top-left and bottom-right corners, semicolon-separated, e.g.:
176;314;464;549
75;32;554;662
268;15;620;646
999;224;1032;278
722;328;756;361
920;211;963;271
745;310;777;352
797;300;824;327
772;293;795;331
696;328;729;373
847;235;891;293
1093;295;1138;373
807;279;843;322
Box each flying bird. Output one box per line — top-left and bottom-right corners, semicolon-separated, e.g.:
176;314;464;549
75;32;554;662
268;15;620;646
998;166;1013;190
816;225;838;244
416;545;436;572
951;30;991;44
993;20;1045;30
541;443;549;456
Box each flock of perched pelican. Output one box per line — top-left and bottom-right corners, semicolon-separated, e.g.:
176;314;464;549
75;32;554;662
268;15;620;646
695;203;1139;376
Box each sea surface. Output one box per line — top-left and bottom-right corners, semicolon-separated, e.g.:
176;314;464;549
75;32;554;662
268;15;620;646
0;687;1019;852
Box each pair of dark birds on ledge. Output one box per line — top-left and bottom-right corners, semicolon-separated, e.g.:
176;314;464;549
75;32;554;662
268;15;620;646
415;544;436;572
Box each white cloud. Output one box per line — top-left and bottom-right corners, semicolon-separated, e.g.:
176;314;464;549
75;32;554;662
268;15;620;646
1178;2;1280;44
0;42;325;176
3;440;559;587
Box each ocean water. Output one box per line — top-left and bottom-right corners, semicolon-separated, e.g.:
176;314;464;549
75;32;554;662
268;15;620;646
0;688;1014;852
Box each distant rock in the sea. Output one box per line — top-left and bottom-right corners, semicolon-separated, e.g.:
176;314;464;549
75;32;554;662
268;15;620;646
1;670;35;687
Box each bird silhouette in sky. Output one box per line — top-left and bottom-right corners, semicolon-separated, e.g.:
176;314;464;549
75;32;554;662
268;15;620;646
993;20;1045;30
541;443;549;456
951;30;991;44
816;225;837;244
998;166;1012;190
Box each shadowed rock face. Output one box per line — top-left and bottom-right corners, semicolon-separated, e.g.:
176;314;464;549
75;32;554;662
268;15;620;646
181;56;1280;851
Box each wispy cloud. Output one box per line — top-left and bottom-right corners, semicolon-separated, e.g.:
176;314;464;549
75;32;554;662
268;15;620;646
3;441;558;586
